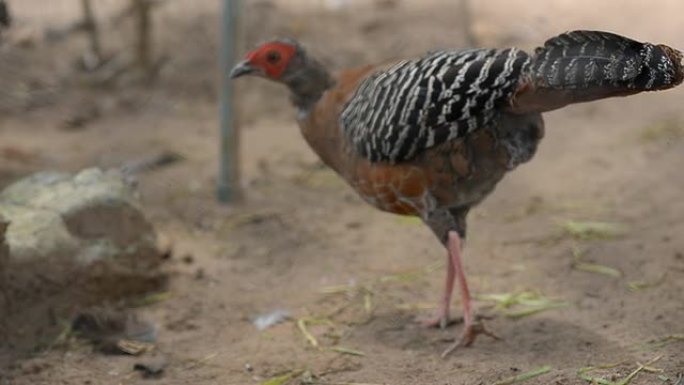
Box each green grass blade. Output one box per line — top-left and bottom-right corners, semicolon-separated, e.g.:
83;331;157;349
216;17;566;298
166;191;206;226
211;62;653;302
260;372;296;385
561;220;626;240
329;346;366;357
573;262;622;278
296;319;319;347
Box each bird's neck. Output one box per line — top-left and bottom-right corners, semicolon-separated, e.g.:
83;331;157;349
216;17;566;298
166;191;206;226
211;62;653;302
282;58;335;113
295;64;380;176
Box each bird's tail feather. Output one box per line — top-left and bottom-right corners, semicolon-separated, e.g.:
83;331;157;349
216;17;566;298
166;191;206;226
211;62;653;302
510;30;683;113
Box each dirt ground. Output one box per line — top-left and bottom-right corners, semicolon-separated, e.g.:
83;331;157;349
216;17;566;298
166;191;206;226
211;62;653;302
1;1;684;384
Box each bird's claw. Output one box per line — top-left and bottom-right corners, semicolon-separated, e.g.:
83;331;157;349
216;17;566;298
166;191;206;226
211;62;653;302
441;320;500;358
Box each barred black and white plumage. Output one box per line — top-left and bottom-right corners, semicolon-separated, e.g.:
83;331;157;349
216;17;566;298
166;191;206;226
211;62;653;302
340;48;531;163
340;30;683;164
531;30;681;91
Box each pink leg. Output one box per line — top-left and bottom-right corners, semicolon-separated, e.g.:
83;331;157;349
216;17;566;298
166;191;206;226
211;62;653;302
441;230;499;357
423;253;455;329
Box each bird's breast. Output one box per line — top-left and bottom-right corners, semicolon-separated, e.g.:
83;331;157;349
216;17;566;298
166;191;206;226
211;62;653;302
342;113;544;217
347;161;435;217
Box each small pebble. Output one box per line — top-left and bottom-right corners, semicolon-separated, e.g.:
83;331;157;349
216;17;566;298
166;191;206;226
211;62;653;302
133;355;168;378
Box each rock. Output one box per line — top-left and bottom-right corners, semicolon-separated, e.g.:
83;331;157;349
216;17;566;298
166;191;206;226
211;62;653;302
0;168;159;269
133;354;169;378
0;168;166;353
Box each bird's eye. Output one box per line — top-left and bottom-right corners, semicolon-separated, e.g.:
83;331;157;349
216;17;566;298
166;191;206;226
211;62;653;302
266;50;281;63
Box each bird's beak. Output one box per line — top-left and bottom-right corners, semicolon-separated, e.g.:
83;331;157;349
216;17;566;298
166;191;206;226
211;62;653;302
229;60;257;79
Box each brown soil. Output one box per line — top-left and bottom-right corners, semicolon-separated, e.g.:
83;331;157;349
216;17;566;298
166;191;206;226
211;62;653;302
1;1;683;384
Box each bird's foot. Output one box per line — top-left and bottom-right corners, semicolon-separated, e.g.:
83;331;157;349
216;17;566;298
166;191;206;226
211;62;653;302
440;320;500;358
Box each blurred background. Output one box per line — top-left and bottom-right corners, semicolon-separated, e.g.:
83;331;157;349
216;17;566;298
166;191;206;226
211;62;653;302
1;0;683;197
1;1;683;384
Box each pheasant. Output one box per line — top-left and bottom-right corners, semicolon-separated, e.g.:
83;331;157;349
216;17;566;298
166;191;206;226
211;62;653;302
230;31;684;356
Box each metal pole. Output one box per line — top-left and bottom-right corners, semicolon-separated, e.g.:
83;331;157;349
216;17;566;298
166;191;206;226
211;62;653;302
81;0;102;60
218;0;242;203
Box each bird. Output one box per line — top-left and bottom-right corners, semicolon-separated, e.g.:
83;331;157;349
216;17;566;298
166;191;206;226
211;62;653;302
230;30;684;357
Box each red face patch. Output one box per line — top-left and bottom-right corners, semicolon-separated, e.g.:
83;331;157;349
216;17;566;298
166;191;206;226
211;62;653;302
245;42;297;80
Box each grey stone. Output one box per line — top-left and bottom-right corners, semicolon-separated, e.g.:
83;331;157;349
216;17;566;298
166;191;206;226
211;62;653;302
0;171;71;206
0;168;166;352
0;168;159;269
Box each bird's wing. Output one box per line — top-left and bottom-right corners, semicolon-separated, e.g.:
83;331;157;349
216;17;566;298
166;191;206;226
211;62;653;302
339;48;531;163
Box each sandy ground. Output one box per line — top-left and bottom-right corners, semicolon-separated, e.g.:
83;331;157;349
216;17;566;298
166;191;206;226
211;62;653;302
1;1;684;384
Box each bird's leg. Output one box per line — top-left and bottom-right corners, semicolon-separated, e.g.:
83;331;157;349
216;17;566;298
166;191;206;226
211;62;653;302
441;230;499;358
422;252;455;329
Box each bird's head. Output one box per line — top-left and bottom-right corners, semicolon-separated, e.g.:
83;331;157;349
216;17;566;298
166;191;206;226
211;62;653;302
229;38;302;82
230;38;333;110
